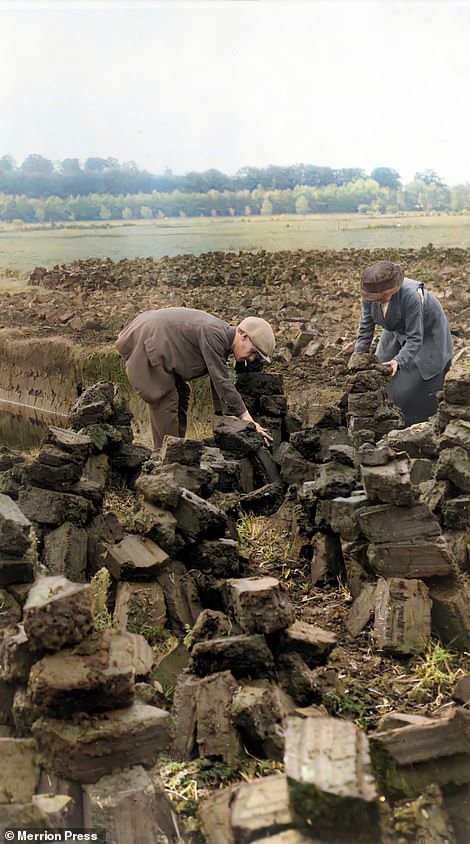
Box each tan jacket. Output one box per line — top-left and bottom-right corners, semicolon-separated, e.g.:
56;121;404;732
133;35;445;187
115;307;247;416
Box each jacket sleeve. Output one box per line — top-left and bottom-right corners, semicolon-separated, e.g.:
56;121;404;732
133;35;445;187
394;292;424;369
199;329;247;417
354;300;376;352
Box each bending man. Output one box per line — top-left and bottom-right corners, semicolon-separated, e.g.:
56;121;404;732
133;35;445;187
116;307;275;448
353;261;452;426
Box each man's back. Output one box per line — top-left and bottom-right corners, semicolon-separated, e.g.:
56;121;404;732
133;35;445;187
116;307;234;381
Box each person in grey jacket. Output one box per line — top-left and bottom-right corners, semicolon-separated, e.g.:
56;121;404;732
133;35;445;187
353;261;452;425
116;307;275;448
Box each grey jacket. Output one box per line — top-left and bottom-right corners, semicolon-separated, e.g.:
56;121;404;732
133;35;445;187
116;307;247;416
355;278;453;380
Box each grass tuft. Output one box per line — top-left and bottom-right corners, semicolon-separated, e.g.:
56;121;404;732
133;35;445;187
407;640;466;707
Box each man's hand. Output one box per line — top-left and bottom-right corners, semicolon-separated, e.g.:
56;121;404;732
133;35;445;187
254;421;273;443
241;410;273;444
384;360;399;376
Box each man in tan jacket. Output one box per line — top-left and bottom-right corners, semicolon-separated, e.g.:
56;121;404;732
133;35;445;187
115;307;275;449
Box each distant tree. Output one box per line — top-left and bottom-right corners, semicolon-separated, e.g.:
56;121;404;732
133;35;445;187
201;169;230;191
261;197;273;215
121;160;139;173
302;164;336;186
451;183;470;211
414;169;446;187
84;157;109;173
334;168;367;185
295;195;310;214
234;167;266;191
20;154;53;174
370;167;401;189
0;155;15;173
60;158;82;176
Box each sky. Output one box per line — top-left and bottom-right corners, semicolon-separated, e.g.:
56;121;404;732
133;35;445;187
0;0;469;184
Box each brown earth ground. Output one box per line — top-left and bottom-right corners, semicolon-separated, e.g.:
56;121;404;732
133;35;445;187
1;246;469;412
1;246;469;841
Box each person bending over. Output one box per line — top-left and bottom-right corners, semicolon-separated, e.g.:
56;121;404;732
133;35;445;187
116;307;275;448
353;261;452;426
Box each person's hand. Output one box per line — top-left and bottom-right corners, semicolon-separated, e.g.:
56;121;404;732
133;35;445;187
347;352;358;371
384;360;399;376
254;421;273;444
241;410;273;444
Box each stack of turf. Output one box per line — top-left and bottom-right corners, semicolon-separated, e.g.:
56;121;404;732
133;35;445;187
345;351;404;448
435;350;469;571
69;380;151;485
312;359;470;654
124;422;340;762
269;403;358;579
235;364;290;450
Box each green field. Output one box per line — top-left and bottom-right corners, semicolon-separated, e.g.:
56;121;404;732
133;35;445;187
1;213;469;275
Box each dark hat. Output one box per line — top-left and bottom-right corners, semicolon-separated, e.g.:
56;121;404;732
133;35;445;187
360;261;404;301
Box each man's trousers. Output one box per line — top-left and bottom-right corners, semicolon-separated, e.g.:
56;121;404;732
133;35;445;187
148;374;191;449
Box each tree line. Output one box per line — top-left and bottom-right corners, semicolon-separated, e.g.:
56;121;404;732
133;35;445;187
0;154;420;198
0;155;468;221
0;178;468;223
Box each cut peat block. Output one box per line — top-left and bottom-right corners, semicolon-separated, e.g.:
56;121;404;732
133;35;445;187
199;774;293;844
161;435;204;466
225;576;294;634
0;493;33;557
156;561;201;637
104;534;169;581
18;487;92;527
367;538;455;579
371;707;470;798
453;675;470;705
360;455;415;506
27;630;142;715
213;416;266;457
170;673;200;761
267;621;337;668
428;575;470;651
358;503;441;544
238;483;285;517
0;737;40;804
189;634;276;679
113;581;167;636
373;577;431;655
284;715;381;843
23;576;94;652
82;765;181;844
231;680;285;760
315;494;368;542
174;489;227;542
0;555;35;587
377;421;439;458
43;522;88;582
184;538;241;577
437;447;470;494
346;583;377;638
155;462;216;498
196;670;242;763
0;624;35;684
32;703;171;784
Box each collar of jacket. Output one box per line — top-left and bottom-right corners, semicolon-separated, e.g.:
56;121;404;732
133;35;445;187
226;325;236;354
